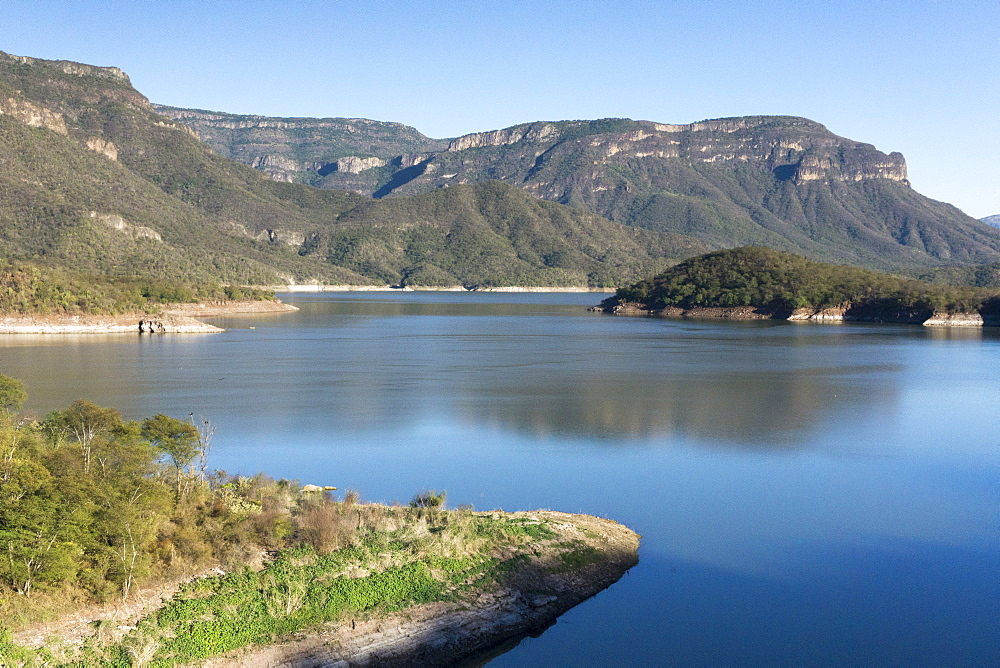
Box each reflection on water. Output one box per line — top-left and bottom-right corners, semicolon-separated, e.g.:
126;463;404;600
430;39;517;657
1;292;998;665
3;295;902;447
460;367;896;445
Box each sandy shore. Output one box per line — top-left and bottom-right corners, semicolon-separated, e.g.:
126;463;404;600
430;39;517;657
0;300;296;334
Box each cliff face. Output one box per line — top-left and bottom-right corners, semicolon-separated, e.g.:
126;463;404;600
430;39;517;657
166;107;994;272
298;115;993;272
0;50;701;289
0;51;129;82
152;105;447;184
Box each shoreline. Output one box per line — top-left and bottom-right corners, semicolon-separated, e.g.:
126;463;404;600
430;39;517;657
0;300;297;334
265;284;615;293
11;511;639;666
204;511;639;667
597;302;1000;328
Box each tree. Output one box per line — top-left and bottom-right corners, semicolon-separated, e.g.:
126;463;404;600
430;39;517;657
63;400;122;473
142;414;199;500
0;377;28;463
189;414;215;481
0;375;26;413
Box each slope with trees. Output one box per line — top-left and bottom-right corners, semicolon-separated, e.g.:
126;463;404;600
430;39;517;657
0;376;638;664
0;51;698;292
599;247;1000;323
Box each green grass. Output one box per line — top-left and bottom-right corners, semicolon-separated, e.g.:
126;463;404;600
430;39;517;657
1;510;568;666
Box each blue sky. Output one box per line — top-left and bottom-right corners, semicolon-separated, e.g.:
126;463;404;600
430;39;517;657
2;0;997;217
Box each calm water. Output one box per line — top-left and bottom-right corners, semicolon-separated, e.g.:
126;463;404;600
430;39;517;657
2;292;998;666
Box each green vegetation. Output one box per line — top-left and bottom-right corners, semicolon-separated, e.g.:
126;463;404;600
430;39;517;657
0;260;275;315
604;247;1000;317
0;52;692;292
237;109;1000;275
314;181;706;288
918;263;1000;288
0;376;608;664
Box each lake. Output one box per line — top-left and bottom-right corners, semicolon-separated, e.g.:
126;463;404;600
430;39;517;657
2;291;998;665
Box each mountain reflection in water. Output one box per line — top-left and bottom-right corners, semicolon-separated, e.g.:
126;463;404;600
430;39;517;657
2;292;997;666
457;367;896;445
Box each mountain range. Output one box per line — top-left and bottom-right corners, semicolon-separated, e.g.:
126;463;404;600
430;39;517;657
158;107;1000;275
2;49;999;291
0;51;697;288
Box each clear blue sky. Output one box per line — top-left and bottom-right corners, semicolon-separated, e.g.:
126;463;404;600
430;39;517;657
2;0;998;217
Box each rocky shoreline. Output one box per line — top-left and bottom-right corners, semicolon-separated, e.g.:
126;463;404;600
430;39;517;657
596;301;1000;327
266;285;614;293
10;511;638;666
0;300;297;334
201;511;639;667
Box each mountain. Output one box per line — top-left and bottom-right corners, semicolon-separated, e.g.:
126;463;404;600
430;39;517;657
0;51;697;289
982;215;1000;229
164;110;1000;274
151;104;448;184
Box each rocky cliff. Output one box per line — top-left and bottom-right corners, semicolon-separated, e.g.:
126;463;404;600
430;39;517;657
152;105;447;183
0;50;700;289
163;107;1000;273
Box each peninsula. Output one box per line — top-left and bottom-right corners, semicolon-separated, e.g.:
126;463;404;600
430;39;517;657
0;380;637;664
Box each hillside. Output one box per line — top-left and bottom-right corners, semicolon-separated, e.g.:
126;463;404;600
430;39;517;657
0;382;638;664
164;109;1000;274
599;247;1000;322
0;51;697;290
982;214;1000;229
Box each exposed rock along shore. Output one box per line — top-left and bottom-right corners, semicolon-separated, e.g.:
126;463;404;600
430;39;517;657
0;300;297;334
597;302;1000;327
11;512;638;666
267;284;614;293
202;511;639;668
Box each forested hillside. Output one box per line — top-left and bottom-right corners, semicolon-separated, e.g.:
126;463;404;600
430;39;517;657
164;106;1000;275
0;51;696;293
603;247;1000;318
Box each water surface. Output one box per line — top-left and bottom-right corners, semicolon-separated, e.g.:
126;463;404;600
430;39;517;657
2;292;997;665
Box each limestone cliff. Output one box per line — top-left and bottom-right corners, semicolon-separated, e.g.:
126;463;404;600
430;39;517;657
0;50;129;83
152;105;447;184
297;115;988;272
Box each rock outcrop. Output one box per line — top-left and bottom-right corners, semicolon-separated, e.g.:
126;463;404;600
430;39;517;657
86;211;161;241
85;137;118;160
0;97;68;135
0;50;129;82
597;301;996;328
151;104;447;184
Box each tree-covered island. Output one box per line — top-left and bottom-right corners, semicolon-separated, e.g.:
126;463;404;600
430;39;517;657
597;247;1000;326
0;377;638;665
